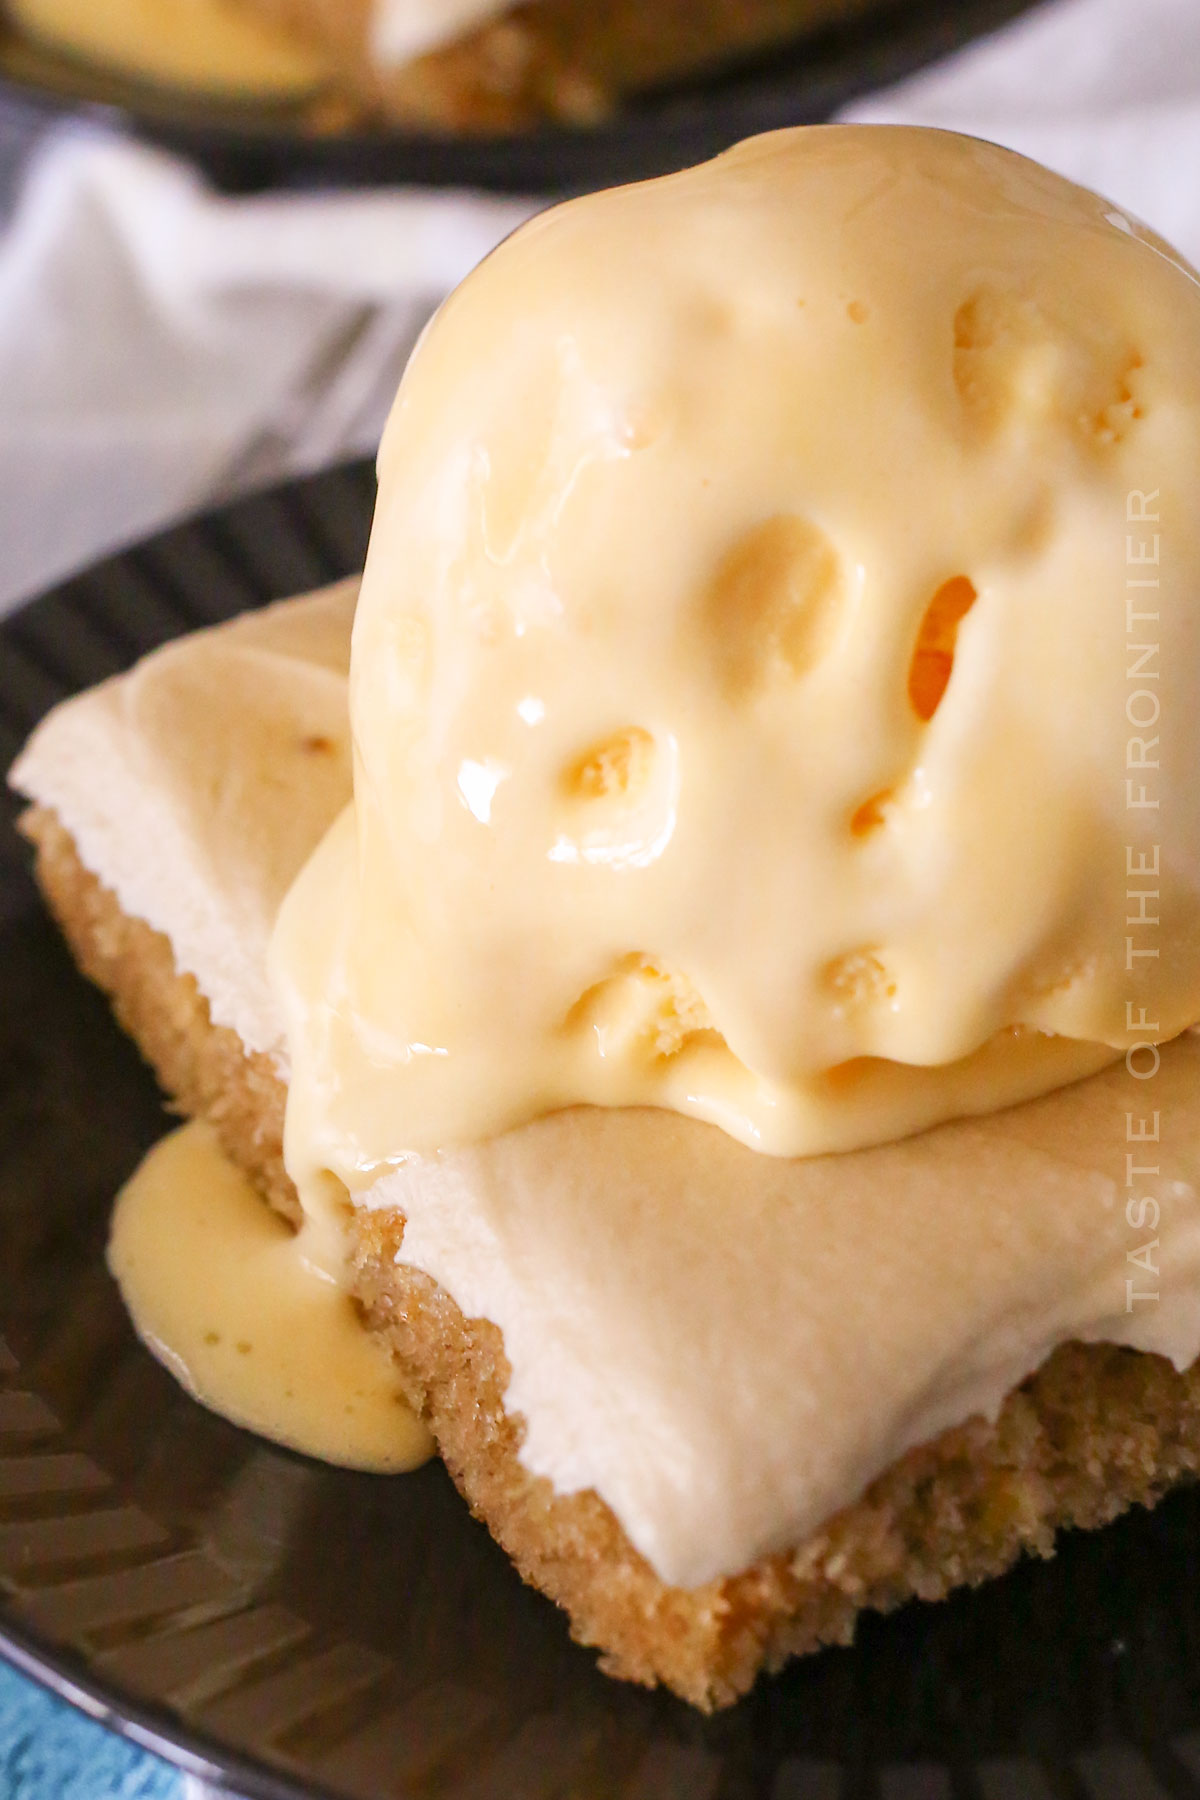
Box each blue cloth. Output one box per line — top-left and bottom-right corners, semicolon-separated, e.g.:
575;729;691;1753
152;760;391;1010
0;1659;181;1799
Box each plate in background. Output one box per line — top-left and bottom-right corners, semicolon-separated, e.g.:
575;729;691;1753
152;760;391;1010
3;465;1200;1800
0;0;1037;193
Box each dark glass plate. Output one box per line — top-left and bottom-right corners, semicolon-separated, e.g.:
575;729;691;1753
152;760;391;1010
0;0;1036;194
3;464;1200;1800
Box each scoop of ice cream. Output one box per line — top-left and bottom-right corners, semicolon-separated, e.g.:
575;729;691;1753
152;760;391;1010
11;0;329;98
272;125;1200;1177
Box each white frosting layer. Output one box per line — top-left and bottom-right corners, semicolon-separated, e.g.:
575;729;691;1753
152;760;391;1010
11;589;1200;1588
11;0;330;97
369;0;509;67
374;1058;1200;1584
10;582;357;1058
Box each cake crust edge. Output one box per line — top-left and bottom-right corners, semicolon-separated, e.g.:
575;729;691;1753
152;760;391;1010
21;799;1200;1711
234;0;895;131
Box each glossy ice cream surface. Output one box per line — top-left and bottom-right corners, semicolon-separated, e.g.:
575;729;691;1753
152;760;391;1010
272;125;1200;1193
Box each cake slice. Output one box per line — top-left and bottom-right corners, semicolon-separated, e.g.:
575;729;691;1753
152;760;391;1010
5;0;904;129
13;581;1200;1712
228;0;900;128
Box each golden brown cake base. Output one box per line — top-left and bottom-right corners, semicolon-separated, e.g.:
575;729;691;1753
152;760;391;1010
240;0;897;130
21;800;1200;1711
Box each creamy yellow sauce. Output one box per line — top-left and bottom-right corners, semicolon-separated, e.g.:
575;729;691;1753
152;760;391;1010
108;1120;433;1473
272;126;1200;1186
15;126;1200;1592
10;0;329;100
17;575;1200;1587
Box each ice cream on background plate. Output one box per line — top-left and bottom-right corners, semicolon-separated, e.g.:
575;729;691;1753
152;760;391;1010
4;0;900;127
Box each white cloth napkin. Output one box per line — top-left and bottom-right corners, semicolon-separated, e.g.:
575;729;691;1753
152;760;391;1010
1;0;1199;617
0;138;534;612
843;0;1200;259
